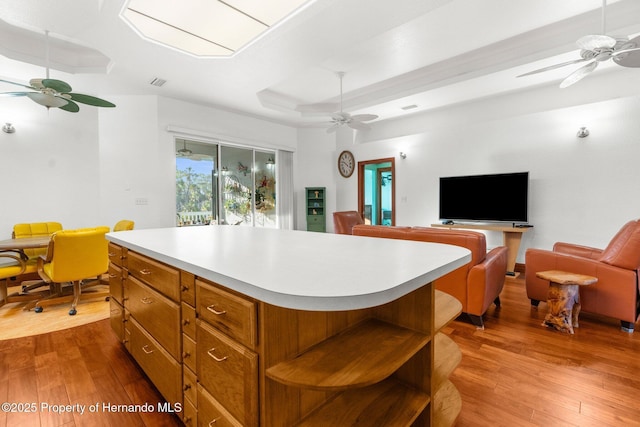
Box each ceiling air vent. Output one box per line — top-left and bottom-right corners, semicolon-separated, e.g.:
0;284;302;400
401;104;418;111
149;77;167;87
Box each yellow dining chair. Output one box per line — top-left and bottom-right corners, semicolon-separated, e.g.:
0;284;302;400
35;226;110;315
0;251;26;306
113;219;134;232
12;222;63;290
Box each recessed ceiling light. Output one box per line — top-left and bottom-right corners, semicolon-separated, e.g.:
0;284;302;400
120;0;314;57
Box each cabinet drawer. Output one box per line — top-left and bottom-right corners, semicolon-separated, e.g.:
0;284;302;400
108;243;123;267
182;302;196;340
181;271;196;307
183;333;196;373
197;384;242;427
127;251;180;301
108;263;123;304
109;299;124;343
182;394;197;427
129;317;182;405
196;279;256;349
126;275;181;360
183;366;197;409
197;320;258;427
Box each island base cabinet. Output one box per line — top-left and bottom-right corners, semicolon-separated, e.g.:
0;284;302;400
128;317;182;405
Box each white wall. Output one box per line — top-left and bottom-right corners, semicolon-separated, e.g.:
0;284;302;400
0;99;100;236
1;94;297;237
330;69;640;263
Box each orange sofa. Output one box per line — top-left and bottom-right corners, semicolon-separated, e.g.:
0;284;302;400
525;219;640;332
352;225;508;329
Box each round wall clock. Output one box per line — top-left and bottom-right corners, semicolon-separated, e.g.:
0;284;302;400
338;150;355;178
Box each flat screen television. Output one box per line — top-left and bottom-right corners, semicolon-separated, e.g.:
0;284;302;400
439;172;529;223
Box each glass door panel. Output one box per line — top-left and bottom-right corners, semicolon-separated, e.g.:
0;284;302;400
220;146;254;226
254;151;277;228
176;139;217;226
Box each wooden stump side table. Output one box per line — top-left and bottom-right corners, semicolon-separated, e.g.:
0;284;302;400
535;270;598;334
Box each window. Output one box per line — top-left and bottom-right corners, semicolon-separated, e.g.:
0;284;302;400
175;139;277;227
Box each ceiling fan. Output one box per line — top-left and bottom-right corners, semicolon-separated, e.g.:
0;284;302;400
0;31;115;112
517;0;640;88
326;72;378;133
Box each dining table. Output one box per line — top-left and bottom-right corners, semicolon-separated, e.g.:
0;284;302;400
0;235;52;307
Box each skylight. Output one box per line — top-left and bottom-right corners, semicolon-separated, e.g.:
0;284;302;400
120;0;312;57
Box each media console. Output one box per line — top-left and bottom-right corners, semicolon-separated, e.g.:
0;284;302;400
431;223;532;276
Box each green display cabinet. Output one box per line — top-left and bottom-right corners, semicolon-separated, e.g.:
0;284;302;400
306;187;326;232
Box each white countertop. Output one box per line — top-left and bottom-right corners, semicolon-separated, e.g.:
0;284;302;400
106;226;470;311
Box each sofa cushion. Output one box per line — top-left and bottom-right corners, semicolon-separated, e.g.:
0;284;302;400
599;220;640;270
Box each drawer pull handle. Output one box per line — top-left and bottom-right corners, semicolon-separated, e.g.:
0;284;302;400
182;351;191;359
206;305;227;315
208;417;221;426
110;308;121;315
141;297;154;304
139;268;152;275
183;319;190;326
181;285;190;292
108;252;115;257
108;273;117;278
207;348;228;362
183;383;191;391
142;345;154;354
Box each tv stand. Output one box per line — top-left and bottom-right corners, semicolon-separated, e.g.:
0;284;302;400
431;223;532;276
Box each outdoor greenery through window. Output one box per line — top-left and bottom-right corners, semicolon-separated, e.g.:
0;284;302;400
176;139;276;227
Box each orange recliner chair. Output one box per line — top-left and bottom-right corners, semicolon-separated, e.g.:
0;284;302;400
525;219;640;332
333;211;364;235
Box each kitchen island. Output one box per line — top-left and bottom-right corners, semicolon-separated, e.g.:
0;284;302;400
106;226;470;426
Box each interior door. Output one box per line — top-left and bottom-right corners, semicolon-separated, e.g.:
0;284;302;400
358;158;395;226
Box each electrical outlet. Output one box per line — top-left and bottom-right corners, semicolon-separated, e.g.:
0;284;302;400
135;198;148;205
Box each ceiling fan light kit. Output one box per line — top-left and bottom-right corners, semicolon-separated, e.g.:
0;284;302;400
518;0;640;88
0;31;116;113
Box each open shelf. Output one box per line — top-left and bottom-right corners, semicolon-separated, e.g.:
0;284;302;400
435;290;462;331
433;333;462;389
295;377;430;427
265;318;430;391
433;379;462;427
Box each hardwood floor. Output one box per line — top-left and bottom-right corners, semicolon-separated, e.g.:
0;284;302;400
0;319;181;427
1;276;638;426
447;276;640;427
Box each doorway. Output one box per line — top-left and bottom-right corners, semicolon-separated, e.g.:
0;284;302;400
358;158;395;226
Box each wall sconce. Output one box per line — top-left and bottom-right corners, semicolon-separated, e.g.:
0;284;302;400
2;123;15;134
399;151;407;159
576;127;589;138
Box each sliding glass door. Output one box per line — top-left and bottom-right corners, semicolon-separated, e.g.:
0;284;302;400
176;139;277;228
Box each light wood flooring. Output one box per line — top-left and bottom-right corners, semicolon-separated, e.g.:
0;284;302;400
448;276;640;427
1;276;639;426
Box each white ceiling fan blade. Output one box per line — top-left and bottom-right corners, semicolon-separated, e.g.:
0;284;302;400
326;123;340;134
612;35;640;67
350;114;378;122
576;34;617;50
26;92;69;108
347;121;371;131
559;61;598;88
517;58;588;77
613;46;640;67
0;92;30;97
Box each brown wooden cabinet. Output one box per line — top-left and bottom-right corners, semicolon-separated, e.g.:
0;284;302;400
108;243;464;426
